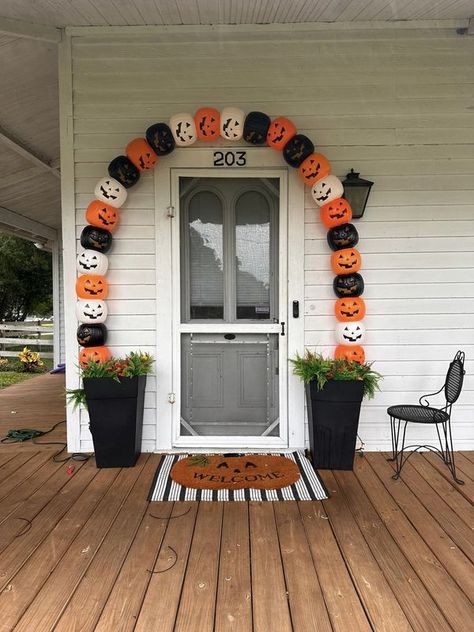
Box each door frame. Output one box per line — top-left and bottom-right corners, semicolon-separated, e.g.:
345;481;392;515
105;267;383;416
155;148;305;451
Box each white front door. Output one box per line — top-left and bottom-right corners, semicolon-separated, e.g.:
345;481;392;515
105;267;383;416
154;149;305;452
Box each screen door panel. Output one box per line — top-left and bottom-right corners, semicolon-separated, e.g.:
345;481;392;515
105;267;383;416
179;177;282;441
181;333;279;437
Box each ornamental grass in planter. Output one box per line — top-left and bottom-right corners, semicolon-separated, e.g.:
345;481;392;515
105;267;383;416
67;351;154;468
291;351;382;470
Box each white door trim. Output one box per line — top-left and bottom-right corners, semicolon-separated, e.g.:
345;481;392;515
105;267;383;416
155;148;305;451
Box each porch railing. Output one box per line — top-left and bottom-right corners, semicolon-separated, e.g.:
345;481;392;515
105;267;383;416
0;320;54;359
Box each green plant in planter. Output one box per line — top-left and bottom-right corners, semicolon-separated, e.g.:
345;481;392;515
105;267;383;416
291;350;382;398
291;351;383;470
66;351;154;409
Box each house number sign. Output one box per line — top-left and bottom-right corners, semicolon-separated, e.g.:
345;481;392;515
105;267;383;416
213;150;247;167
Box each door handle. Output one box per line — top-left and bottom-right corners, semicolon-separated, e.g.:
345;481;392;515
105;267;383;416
293;300;299;318
280;322;285;336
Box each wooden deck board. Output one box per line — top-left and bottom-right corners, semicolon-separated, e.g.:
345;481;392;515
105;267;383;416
368;452;474;603
350;456;474;629
0;378;472;632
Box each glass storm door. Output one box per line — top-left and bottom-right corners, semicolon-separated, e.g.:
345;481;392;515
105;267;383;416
174;175;288;448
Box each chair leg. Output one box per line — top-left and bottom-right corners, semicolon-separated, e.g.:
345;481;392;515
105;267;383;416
438;420;464;485
387;417;408;480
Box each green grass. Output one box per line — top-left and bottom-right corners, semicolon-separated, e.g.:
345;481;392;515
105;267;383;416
0;372;37;390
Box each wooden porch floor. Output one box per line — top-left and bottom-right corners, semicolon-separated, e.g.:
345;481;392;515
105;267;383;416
0;376;473;631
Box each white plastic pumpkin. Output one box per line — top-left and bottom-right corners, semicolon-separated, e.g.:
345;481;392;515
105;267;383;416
94;177;127;208
336;321;366;346
220;107;245;141
76;299;108;324
76;249;109;276
311;175;344;207
169;113;197;146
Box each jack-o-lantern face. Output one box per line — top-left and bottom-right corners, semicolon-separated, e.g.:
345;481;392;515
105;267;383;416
126;138;157;171
299;153;331;186
76;249;108;276
76;274;108;299
312;175;344;207
331;248;362;275
320;198;352;229
76;299;108;324
195;107;220;141
220;106;244;140
107;156;140;188
170;454;300;490
80;226;112;254
146;122;175;156
333;273;364;298
85;200;119;232
335;345;365;364
77;323;107;347
267;116;297;150
79;346;111;367
94;177;127;208
336;321;366;346
283;134;314;168
169;113;197;146
327;223;359;251
243;111;271;145
335;298;366;322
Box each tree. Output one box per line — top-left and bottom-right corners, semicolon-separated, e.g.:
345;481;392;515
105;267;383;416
0;235;53;321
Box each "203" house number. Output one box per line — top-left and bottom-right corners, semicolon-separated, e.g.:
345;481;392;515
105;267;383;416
213;151;247;167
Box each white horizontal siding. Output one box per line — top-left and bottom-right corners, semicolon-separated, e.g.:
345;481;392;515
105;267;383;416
69;24;474;451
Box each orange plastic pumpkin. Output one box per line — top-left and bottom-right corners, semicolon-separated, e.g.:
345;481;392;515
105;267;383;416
85;200;119;232
334;297;366;322
195;107;220;141
76;274;109;299
299;153;331;186
331;248;362;275
320;198;352;229
79;345;111;367
266;116;297;150
126;138;157;171
334;345;365;364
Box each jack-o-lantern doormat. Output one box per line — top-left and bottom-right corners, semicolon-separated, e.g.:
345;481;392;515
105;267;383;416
171;454;300;490
148;452;329;501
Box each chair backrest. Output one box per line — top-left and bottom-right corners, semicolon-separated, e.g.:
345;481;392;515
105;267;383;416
445;351;465;404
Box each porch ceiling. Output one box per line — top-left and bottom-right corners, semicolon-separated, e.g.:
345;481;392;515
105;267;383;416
1;0;474;25
0;1;472;238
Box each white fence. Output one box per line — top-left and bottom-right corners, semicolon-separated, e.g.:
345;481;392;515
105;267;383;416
0;320;54;359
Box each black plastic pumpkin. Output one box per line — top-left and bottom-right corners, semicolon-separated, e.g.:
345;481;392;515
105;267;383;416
80;226;112;254
77;323;107;347
327;223;359;251
283;134;314;168
145;123;176;156
243;111;271;145
108;155;140;188
333;273;365;298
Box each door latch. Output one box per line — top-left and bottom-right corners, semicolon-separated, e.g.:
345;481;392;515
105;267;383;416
280;321;285;336
292;300;299;318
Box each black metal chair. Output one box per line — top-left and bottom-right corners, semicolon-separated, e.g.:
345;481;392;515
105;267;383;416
387;350;465;484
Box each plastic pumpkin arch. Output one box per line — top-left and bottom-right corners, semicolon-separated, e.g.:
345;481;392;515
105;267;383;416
76;108;368;364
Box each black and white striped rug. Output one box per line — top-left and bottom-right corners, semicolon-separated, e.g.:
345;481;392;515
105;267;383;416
148;452;329;502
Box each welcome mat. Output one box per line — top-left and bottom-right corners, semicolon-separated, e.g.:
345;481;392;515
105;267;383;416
148;452;329;502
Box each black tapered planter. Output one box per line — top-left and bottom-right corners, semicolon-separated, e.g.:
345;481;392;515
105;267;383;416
83;375;146;468
305;379;364;470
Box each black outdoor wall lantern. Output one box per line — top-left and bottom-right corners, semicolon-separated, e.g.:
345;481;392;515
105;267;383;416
342;169;374;219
